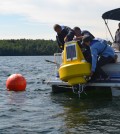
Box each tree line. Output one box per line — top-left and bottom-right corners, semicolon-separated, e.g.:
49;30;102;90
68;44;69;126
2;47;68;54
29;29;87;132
0;39;60;56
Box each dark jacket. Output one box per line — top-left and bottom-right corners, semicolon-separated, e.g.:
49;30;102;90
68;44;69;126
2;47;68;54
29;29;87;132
81;30;94;63
81;30;95;39
56;26;74;50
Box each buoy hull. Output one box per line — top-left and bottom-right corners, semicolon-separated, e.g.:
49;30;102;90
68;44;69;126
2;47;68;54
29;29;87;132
6;74;27;91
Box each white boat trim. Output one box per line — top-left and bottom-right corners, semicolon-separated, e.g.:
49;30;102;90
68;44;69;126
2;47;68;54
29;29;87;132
44;79;120;89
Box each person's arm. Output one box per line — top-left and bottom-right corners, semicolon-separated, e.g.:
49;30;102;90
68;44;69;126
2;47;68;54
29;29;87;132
64;26;74;42
91;45;98;72
56;36;64;50
73;36;83;41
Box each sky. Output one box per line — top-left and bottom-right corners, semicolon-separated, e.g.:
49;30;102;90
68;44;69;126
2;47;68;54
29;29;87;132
0;0;119;41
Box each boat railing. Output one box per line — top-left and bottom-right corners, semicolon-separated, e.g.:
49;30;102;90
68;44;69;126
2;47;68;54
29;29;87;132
54;53;62;69
54;53;62;78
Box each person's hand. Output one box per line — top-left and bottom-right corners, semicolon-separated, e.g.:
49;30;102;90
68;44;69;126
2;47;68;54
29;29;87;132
73;36;83;41
73;37;79;41
64;37;68;42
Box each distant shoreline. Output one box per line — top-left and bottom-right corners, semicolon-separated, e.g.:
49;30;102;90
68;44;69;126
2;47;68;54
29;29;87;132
0;39;60;56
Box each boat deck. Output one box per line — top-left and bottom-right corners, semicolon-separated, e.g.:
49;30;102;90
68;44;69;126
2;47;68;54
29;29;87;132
44;79;120;88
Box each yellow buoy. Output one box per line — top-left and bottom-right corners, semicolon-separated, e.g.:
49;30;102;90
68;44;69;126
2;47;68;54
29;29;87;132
59;41;91;85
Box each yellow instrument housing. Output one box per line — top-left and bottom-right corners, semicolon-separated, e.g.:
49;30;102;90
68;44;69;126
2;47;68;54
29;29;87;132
59;41;91;85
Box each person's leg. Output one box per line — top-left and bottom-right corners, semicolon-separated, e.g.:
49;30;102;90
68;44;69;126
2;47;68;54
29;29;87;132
95;56;114;78
91;56;114;80
98;56;114;66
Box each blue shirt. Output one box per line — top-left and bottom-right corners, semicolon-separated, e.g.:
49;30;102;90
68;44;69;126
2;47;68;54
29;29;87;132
90;38;115;72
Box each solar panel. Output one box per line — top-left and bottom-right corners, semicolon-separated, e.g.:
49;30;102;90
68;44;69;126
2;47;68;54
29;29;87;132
66;43;77;61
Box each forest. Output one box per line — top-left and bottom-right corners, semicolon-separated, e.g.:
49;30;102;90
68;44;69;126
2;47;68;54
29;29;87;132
0;39;60;56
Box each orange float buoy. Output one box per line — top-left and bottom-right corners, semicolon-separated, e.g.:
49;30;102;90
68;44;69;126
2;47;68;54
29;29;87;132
6;74;27;91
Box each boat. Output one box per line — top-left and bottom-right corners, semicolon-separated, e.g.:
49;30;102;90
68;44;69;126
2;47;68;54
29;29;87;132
43;8;120;98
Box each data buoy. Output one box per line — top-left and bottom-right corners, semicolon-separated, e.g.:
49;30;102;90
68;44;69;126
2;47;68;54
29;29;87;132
6;74;27;91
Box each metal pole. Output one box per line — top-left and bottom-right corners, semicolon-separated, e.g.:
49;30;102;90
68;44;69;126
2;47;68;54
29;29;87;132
104;19;114;42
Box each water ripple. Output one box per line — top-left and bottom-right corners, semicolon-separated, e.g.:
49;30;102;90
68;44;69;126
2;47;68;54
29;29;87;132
0;56;120;133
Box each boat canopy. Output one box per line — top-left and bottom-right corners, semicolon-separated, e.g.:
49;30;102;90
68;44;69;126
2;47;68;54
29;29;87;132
102;8;120;21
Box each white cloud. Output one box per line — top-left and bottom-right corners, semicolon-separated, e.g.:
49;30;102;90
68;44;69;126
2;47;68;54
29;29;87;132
0;0;119;39
0;0;119;24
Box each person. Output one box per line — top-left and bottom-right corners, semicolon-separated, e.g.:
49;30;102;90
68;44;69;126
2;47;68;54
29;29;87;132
73;26;94;41
82;35;115;81
113;22;120;51
73;27;95;63
53;24;74;50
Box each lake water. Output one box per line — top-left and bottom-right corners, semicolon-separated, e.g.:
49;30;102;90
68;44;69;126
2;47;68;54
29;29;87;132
0;56;120;134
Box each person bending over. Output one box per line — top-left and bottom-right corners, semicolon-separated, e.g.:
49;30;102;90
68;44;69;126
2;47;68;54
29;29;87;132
82;35;115;81
73;27;95;63
73;26;94;41
53;24;74;50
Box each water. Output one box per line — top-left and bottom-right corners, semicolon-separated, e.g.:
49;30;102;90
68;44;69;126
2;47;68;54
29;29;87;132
0;56;120;134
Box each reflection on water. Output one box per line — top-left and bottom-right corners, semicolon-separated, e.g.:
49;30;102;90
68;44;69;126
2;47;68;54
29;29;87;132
50;92;119;133
63;101;90;129
7;91;26;104
63;99;111;129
